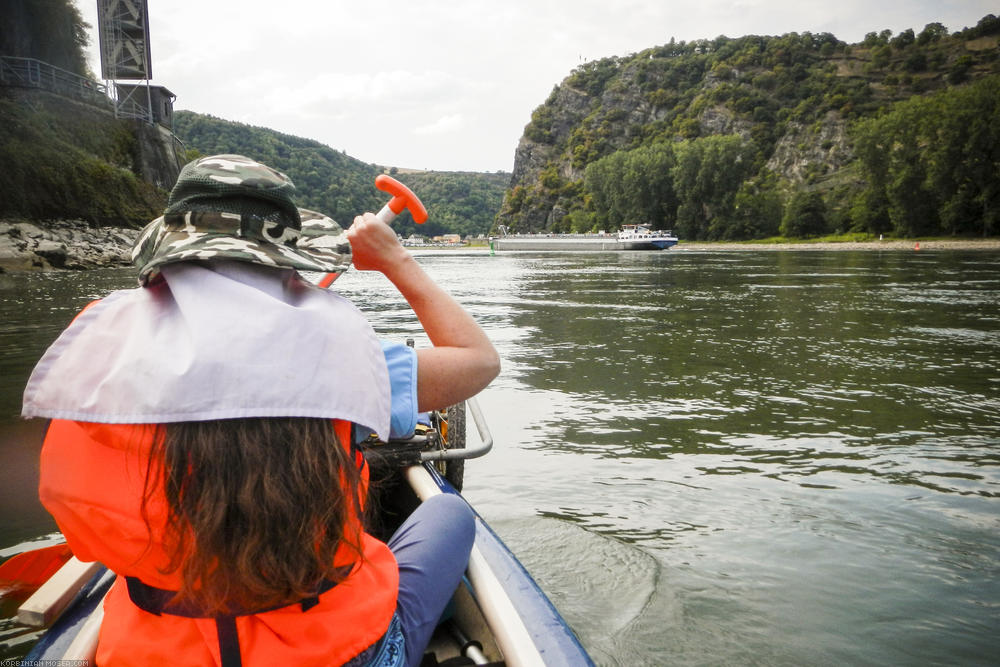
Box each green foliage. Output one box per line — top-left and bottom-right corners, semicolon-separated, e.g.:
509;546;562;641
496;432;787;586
0;0;93;77
585;141;677;231
955;14;1000;39
0;94;163;224
730;172;782;239
173;111;382;225
781;190;828;237
498;14;1000;240
891;29;916;50
567;58;623;96
851;75;1000;237
917;23;948;46
848;188;891;235
582;135;781;240
672;135;755;240
564;209;596;233
949;55;974;84
0;1;165;226
393;171;509;238
525;101;558;144
173;111;508;238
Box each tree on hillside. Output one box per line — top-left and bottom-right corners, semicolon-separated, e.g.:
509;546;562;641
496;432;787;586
584;142;677;231
928;76;1000;237
917;22;948;45
671;135;754;240
174;112;509;238
729;172;782;239
0;0;92;77
852;75;1000;237
781;190;828;237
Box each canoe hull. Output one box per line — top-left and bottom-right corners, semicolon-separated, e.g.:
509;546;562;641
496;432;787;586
416;465;594;666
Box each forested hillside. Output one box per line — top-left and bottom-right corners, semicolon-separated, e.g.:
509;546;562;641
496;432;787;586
1;0;507;239
497;15;1000;239
0;0;165;226
173;112;509;238
392;170;509;238
1;0;91;77
4;0;997;243
0;94;163;225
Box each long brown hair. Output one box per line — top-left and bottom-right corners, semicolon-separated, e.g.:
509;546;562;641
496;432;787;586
143;417;365;615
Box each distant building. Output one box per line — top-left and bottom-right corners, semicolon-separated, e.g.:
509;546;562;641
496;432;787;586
114;83;175;128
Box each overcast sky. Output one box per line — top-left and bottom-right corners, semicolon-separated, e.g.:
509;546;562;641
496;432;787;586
76;1;995;173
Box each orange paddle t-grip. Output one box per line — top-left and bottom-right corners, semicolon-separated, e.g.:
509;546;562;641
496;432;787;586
318;175;427;288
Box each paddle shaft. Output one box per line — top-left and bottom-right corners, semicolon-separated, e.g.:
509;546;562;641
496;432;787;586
318;175;427;289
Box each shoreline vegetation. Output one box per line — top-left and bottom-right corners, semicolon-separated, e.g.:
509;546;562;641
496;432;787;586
479;233;1000;252
673;237;1000;251
3;221;998;275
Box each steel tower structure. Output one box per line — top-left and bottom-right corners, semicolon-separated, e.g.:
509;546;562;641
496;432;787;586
96;0;153;121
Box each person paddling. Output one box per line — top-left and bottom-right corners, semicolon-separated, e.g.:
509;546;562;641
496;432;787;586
22;154;500;667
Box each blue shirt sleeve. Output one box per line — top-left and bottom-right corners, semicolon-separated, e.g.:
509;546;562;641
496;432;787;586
381;341;419;439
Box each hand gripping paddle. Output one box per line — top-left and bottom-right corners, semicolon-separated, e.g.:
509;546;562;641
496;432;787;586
318;175;427;288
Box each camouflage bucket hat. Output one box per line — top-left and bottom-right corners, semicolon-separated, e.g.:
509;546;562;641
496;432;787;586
132;154;351;285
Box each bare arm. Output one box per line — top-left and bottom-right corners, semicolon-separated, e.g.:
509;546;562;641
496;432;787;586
346;213;500;411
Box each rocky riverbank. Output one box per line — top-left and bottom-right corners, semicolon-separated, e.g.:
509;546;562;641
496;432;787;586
2;221;997;273
0;220;141;273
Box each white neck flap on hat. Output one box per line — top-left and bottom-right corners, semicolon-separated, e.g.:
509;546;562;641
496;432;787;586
22;261;391;440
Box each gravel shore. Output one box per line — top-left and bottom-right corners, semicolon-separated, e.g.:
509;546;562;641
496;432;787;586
0;220;141;272
2;219;997;274
674;239;1000;251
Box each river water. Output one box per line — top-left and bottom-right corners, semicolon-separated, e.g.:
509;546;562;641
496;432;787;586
1;248;998;665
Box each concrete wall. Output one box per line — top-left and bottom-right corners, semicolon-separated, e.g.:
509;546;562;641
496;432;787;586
133;120;184;190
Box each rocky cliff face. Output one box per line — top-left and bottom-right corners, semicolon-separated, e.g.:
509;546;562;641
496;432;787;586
495;65;853;234
493;25;1000;235
765;111;854;183
133;121;185;190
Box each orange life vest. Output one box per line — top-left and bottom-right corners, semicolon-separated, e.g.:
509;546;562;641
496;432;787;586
39;418;399;666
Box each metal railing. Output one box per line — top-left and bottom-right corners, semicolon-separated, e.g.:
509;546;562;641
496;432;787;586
114;93;152;122
0;57;112;109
